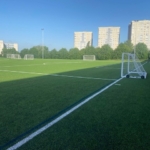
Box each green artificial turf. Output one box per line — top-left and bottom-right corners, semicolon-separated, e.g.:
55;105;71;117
19;62;150;150
0;58;120;149
2;59;150;150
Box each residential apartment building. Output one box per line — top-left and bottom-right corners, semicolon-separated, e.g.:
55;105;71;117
0;40;18;54
4;43;18;51
74;32;93;50
98;27;120;50
128;20;150;49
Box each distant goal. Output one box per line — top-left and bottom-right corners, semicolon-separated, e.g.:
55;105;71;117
24;54;34;60
7;54;21;59
83;55;96;61
121;53;147;79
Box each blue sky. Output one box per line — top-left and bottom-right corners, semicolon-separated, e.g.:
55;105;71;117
0;0;150;51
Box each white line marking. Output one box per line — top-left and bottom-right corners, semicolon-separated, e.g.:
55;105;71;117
7;77;123;150
0;62;82;68
52;74;116;80
95;66;121;69
0;70;117;81
0;64;43;67
0;70;45;75
53;62;83;64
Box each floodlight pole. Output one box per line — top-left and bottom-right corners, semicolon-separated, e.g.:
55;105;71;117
41;28;44;59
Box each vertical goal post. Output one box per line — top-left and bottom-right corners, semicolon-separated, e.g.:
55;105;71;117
83;55;96;61
121;53;147;79
24;54;34;60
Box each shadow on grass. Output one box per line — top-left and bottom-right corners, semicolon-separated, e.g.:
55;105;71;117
0;62;121;149
1;60;149;149
21;61;150;150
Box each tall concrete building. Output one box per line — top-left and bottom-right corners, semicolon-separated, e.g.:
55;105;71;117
74;32;93;50
4;43;18;51
128;20;150;49
98;27;120;50
0;40;18;54
0;40;4;54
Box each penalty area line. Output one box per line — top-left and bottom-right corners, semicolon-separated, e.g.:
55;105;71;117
7;77;123;150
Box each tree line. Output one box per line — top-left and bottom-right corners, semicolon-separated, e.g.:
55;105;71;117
1;40;150;60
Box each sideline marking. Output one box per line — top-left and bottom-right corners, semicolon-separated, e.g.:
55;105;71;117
0;70;117;81
7;77;123;150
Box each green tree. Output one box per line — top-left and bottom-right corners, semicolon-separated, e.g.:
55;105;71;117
97;45;113;60
68;48;80;59
83;46;96;55
148;51;150;60
58;48;68;59
112;50;118;59
124;40;134;52
49;49;58;59
2;48;18;57
20;48;29;58
135;43;149;59
79;46;96;59
29;46;40;58
114;43;131;59
43;46;49;59
28;45;49;58
95;47;101;60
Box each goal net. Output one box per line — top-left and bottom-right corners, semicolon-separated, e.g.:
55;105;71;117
7;54;21;59
24;54;34;60
121;53;147;79
83;55;96;61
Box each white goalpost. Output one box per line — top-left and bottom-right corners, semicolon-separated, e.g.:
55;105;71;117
83;55;96;61
121;53;147;79
7;54;21;59
24;54;34;60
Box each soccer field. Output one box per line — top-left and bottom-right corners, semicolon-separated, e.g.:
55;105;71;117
0;58;150;150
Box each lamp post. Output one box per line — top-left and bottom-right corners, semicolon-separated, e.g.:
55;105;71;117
41;28;44;59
